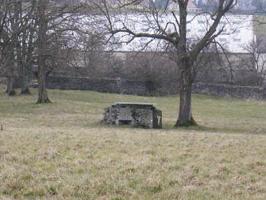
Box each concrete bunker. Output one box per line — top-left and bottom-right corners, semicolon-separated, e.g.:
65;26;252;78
103;102;162;128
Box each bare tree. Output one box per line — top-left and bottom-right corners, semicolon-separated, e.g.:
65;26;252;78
1;0;91;100
18;0;37;95
69;31;108;77
0;0;37;96
95;0;236;126
244;38;266;86
35;0;82;103
0;0;22;96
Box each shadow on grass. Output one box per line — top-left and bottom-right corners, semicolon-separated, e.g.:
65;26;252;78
163;122;266;135
95;121;266;136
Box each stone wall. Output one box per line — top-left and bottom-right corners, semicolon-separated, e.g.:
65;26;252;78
46;76;266;100
193;82;266;100
46;76;148;95
46;76;180;96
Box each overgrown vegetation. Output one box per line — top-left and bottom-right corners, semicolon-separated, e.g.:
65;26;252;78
0;89;266;199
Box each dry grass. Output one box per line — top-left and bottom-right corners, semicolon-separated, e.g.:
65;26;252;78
0;89;266;200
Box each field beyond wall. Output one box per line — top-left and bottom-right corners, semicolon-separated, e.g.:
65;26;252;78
0;89;266;200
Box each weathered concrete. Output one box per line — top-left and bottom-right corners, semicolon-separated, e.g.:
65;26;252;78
103;102;162;128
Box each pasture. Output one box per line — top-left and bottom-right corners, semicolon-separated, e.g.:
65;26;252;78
0;89;266;199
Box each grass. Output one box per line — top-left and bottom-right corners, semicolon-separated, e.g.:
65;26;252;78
0;88;266;199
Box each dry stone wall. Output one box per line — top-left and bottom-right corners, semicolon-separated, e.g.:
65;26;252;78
193;82;266;100
46;76;266;100
46;76;177;96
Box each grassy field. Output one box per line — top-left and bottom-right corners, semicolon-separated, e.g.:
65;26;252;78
0;89;266;200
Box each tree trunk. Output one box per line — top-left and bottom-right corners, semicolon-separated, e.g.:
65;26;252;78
21;26;34;95
20;71;31;95
175;60;197;127
6;76;16;96
19;40;31;95
21;87;31;95
36;0;51;104
37;69;50;103
37;46;50;103
20;24;32;95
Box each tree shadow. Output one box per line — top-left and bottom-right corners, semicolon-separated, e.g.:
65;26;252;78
164;123;266;136
94;121;266;136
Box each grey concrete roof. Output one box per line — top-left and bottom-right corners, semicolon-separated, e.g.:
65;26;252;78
112;102;155;106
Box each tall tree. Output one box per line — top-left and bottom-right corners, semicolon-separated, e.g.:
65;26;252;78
18;0;37;95
36;0;51;103
1;0;83;99
96;0;236;127
35;0;83;103
0;0;36;96
0;0;21;96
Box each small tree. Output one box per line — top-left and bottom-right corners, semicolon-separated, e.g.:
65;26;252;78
96;0;236;127
244;38;266;86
